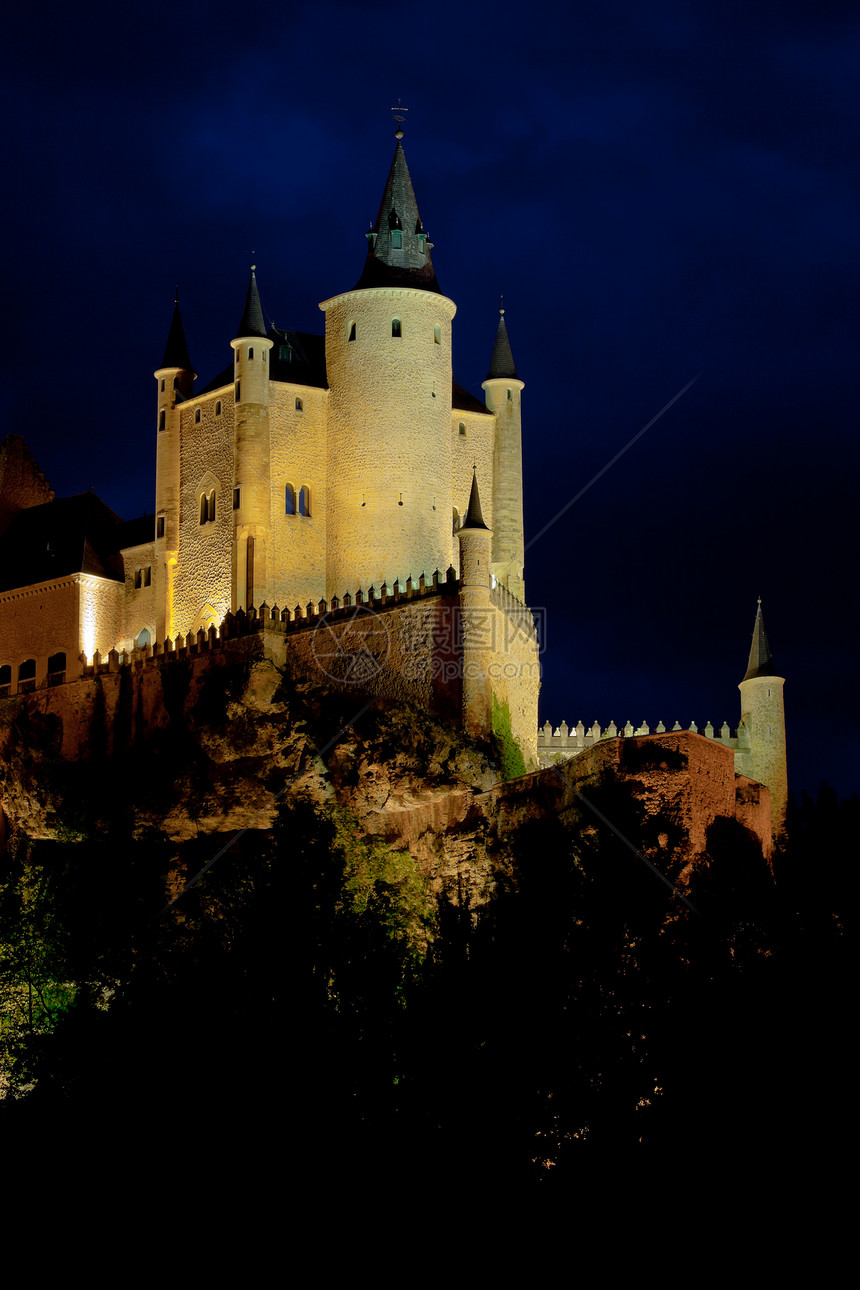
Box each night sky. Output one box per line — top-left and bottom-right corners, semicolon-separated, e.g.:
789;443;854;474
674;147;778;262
5;1;858;799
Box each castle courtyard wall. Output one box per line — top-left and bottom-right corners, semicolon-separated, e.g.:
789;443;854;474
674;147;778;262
173;388;234;636
268;383;327;609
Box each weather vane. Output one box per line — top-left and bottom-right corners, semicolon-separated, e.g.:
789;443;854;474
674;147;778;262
390;99;408;139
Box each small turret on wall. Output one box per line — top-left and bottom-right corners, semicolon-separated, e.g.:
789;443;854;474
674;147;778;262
154;293;195;641
736;599;787;836
457;470;493;739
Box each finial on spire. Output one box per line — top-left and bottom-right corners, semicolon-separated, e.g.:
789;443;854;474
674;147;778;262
500;294;505;316
174;284;179;305
390;98;408;139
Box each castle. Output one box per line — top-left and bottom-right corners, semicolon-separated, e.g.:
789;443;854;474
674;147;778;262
0;130;540;760
0;128;786;842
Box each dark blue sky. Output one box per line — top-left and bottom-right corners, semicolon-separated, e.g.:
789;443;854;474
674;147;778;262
5;0;858;798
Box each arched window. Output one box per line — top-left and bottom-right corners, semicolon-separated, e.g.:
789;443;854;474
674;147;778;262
298;485;310;517
0;664;11;695
348;322;356;342
248;347;254;360
47;652;66;685
215;401;222;415
136;628;152;649
285;483;296;516
18;659;36;692
459;422;466;436
158;409;166;431
195;408;201;424
434;325;441;345
295;397;303;411
208;490;216;522
391;318;402;338
200;493;208;525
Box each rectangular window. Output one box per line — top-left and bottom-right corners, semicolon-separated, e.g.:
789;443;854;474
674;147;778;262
391;231;402;249
144;566;152;587
157;515;165;539
233;487;240;510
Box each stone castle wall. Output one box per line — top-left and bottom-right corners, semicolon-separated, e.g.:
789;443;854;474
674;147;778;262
268;383;327;609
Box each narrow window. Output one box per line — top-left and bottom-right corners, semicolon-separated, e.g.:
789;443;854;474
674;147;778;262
158;409;166;431
48;651;66;682
173;377;178;389
200;494;208;525
246;535;255;610
195;408;201;424
233;487;240;511
157;514;165;539
262;349;267;363
507;388;512;401
434;325;441;345
348;322;356;342
248;347;254;360
285;483;296;516
0;664;11;694
144;566;152;587
279;343;291;361
392;318;402;338
215;401;222;416
418;234;426;253
452;508;460;533
295;397;303;411
208;490;216;522
298;485;310;517
235;380;241;402
459;422;466;436
134;568;143;590
391;230;402;249
160;379;165;392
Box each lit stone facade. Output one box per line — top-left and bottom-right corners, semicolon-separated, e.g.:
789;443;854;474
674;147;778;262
0;136;540;760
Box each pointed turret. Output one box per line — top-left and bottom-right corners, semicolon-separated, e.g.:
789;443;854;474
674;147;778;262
482;307;525;601
487;310;518;380
462;469;489;530
354;138;440;292
742;599;776;681
236;266;268;339
160;293;194;373
736;599;787;837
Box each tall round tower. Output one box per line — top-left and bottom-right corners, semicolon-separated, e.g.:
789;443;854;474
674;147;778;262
737;599;788;836
321;134;456;599
482;309;525;602
230;268;273;611
154;293;195;641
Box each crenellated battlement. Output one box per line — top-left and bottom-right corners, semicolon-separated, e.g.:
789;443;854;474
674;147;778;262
537;717;749;767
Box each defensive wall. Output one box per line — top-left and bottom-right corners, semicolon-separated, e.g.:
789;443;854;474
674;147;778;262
0;569;540;764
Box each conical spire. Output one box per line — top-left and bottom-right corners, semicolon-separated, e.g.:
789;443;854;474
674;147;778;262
353;138;440;293
236;266;268;339
461;469;489;531
160;292;194;371
742;599;777;681
487;307;517;380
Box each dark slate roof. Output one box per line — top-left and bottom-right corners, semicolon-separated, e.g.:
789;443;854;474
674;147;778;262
0;493;128;592
197;328;328;396
160;297;194;372
236;268;268;339
116;514;155;549
742;601;777;681
461;471;489;531
487;310;518;380
353;140;442;294
452;380;489;415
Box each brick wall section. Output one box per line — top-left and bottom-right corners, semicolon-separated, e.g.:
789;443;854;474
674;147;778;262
0;578;81;687
172;389;234;636
268;383;327;609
